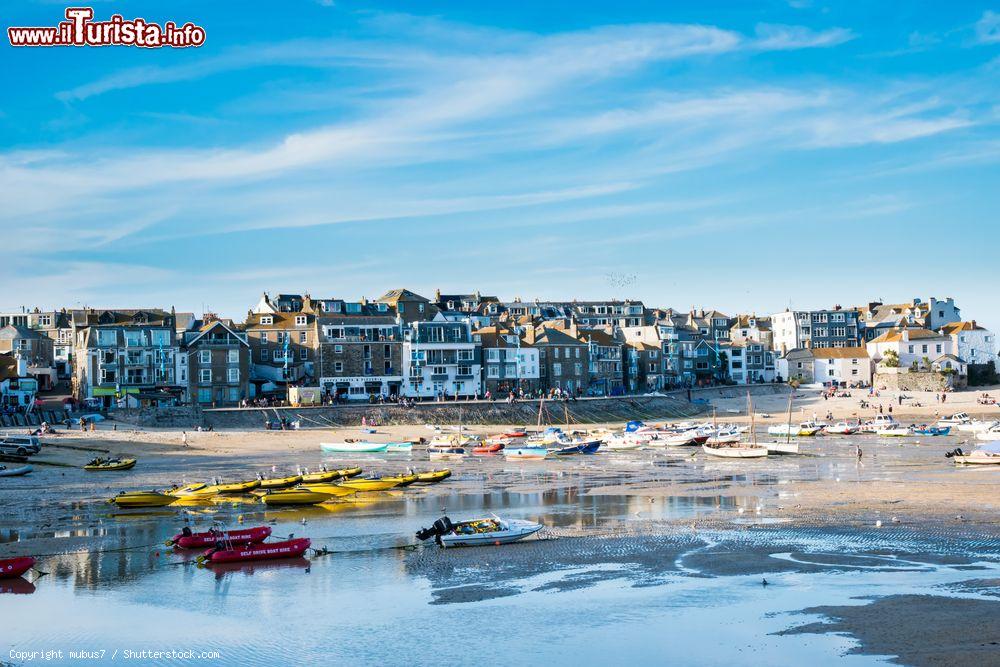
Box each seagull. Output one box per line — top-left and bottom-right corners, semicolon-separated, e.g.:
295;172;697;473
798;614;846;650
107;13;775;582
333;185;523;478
875;520;882;528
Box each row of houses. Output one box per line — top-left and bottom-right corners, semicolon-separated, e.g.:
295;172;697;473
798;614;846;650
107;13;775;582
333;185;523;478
0;292;994;408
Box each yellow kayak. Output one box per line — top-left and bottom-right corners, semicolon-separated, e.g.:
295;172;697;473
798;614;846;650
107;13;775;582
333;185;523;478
337;478;400;492
84;458;137;471
380;474;418;487
300;469;340;483
257;474;302;490
108;491;177;508
260;489;333;506
298;483;358;498
414;469;451;484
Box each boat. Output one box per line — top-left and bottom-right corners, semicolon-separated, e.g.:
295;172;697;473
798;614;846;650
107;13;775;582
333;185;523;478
503;430;527;438
877;426;911;437
975;427;1000;441
0;556;34;579
826;422;859;435
299;468;340;484
413;469;451;484
386;442;413;453
958;419;999;433
297;483;358;497
108;491;178;508
83;458;137;471
660;431;697;446
0;464;32;477
0;577;35;594
937;412;971;427
860;415;897;433
766;422;821;437
913;426;951;436
472;441;505;454
337;478;400;492
167;526;271;549
256;473;303;490
162;482;208;496
703;393;768;459
379;473;418;487
427;445;466;461
765;441;800;455
948;442;1000;465
185;479;261;497
338;467;363;478
260;488;333;506
505;446;548;460
320;441;389;453
603;434;644;450
416;515;543;547
551;436;602;455
199;538;311;564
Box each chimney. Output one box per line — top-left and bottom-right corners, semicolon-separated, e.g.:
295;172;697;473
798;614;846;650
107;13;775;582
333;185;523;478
971;320;977;329
901;329;909;342
435;288;441;300
524;326;536;345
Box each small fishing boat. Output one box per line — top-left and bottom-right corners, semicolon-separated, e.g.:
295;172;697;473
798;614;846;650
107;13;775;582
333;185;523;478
765;441;800;455
200;538;311;564
860;415;897;433
337;478;400;492
948;442;1000;465
167;526;271;549
877;426;911;437
472;441;505;454
551;437;601;455
83;458;137;471
256;473;303;490
958;419;999;433
260;488;333;506
702;443;768;458
505;446;548;460
826;422;859;435
109;491;178;508
937;412;971;427
297;483;358;497
413;469;451;484
661;431;697;447
299;468;340;484
416;516;543;548
427;445;466;461
913;426;951;436
320;441;389;453
766;422;821;437
0;464;32;477
603;434;644;450
386;442;413;453
0;556;34;579
503;430;527;438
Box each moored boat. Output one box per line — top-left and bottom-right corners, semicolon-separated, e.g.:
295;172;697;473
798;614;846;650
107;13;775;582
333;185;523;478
200;538;311;564
826;422;859;435
913;426;950;436
320;441;389;453
109;491;178;508
162;482;207;496
427;445;466;461
297;483;358;497
168;526;271;549
0;556;34;579
472;441;505;454
551;438;601;455
765;441;800;455
299;468;340;484
948;442;1000;465
877;426;911;437
702;443;768;458
413;469;451;484
416;516;543;547
0;464;32;477
256;473;303;490
386;442;413;453
260;488;333;506
337;478;400;492
937;412;971;427
379;473;418;487
84;457;137;471
505;446;548;460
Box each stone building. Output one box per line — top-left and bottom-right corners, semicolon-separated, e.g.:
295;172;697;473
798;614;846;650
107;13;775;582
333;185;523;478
316;302;403;401
182;318;250;406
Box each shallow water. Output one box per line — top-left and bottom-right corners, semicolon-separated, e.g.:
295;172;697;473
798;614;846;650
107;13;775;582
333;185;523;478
2;432;998;665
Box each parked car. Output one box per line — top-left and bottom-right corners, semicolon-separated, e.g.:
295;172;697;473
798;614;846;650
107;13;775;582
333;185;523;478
0;434;42;456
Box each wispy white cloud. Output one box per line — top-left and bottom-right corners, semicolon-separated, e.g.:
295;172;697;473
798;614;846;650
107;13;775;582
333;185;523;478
752;23;855;50
974;10;1000;44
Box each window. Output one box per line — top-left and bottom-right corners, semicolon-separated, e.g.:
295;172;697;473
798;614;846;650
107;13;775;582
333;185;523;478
260;316;273;325
198;388;212;403
227;349;239;364
97;329;117;346
458;365;472;376
384;360;392;373
488;366;500;378
575;363;582;375
935;344;942;354
552;363;562;376
487;349;501;361
199;350;211;364
921;345;928;353
334;344;343;354
908;345;914;353
300;349;308;360
200;369;212;384
384;345;391;358
260;349;268;361
334;362;343;373
37;315;51;327
554;348;560;359
295;316;307;326
575;348;580;359
457;350;473;361
260;332;269;344
299;332;307;343
228;388;240;402
228;368;240;383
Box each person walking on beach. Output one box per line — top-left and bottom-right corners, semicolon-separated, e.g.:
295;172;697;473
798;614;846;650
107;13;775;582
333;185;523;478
182;431;188;447
856;444;863;460
888;405;893;416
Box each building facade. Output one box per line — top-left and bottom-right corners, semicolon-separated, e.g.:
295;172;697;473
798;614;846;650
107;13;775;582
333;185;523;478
316;304;403;400
183;319;250;406
401;316;481;399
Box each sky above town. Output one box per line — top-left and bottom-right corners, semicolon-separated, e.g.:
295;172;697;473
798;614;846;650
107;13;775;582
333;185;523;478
1;1;998;327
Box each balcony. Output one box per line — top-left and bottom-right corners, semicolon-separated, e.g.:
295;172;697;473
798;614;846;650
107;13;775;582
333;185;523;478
430;373;449;381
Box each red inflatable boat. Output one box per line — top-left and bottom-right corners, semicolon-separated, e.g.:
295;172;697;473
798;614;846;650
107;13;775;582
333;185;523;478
472;442;504;454
169;526;271;549
0;557;34;579
202;538;311;564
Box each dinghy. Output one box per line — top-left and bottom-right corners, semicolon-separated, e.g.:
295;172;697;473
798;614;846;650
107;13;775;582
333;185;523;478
109;491;177;508
0;556;34;579
320;441;388;453
84;458;137;471
200;538;311;564
0;464;32;477
168;526;271;549
505;446;548;460
948;442;1000;465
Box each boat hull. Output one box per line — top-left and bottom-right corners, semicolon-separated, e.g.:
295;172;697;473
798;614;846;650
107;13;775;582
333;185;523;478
261;489;332;505
413;470;451;484
320;442;389;453
505;447;548;460
171;526;272;549
110;492;177;508
0;557;34;579
204;538;311;564
702;444;768;459
84;459;137;471
0;465;32;477
441;520;542;547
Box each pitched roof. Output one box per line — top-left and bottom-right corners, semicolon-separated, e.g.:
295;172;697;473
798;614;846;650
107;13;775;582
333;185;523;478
939;321;986;334
811;347;869;359
868;327;948;344
378;289;431;303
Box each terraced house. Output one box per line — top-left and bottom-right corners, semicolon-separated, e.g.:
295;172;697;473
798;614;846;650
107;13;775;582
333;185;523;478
401;315;481;399
315;298;403;400
524;321;589;394
772;306;862;353
582;327;623;395
73;309;185;407
475;325;540;395
244;294;319;391
182;317;250;406
565;300;645;328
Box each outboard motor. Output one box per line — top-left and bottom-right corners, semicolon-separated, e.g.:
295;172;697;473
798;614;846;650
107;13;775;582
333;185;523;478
416;516;454;544
944;448;964;459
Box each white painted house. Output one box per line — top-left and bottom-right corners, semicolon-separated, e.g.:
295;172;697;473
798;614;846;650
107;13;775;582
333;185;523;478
401;315;482;399
939;321;995;369
866;327;954;370
811;347;871;385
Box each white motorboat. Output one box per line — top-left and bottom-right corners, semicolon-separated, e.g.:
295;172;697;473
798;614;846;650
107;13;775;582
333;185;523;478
767;422;822;437
949;442;1000;465
860;415;897;433
416;516;544;547
505;446;548;460
320;441;388;453
661;431;698;447
958;420;998;433
604;434;644;450
877;426;911;437
765;441;800;455
937;412;971;427
705;429;741;445
826;422;859;435
975;427;1000;441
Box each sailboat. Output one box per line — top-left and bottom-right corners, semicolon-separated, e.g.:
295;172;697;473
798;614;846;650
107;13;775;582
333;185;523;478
702;393;768;459
506;399;549;460
766;393;800;455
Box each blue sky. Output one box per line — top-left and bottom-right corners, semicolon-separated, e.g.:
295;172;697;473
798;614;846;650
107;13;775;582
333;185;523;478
1;1;998;328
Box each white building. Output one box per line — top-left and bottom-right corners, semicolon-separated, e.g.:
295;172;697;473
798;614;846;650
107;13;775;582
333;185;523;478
811;347;871;386
939;321;995;368
866;327;954;370
401;316;482;399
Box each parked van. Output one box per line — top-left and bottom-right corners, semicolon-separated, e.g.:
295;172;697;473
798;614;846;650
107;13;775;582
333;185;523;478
0;434;42;456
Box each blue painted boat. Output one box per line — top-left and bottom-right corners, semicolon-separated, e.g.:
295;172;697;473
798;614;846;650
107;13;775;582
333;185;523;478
552;439;602;455
913;426;951;436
